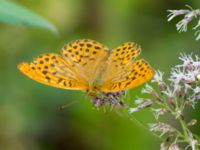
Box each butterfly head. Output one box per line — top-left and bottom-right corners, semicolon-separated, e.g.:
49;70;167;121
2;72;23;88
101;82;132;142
87;83;101;96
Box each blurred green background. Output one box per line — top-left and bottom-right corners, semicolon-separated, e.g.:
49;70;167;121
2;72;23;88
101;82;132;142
0;0;200;149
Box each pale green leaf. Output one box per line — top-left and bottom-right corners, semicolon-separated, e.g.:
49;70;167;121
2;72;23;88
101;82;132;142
0;0;58;34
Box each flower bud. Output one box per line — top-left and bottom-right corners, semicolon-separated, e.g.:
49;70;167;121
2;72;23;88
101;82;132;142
197;74;200;81
187;119;197;127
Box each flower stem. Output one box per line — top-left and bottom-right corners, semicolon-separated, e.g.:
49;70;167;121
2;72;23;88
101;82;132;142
178;117;200;150
178;118;189;141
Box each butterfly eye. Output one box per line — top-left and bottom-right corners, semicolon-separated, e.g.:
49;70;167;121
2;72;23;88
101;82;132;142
94;86;98;89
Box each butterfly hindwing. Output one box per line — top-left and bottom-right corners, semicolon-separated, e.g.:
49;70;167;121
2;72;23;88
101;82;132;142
101;59;154;92
18;53;88;90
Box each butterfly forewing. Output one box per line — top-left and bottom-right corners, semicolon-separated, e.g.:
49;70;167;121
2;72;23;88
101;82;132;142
61;39;109;82
108;42;141;65
100;41;154;92
18;53;88;90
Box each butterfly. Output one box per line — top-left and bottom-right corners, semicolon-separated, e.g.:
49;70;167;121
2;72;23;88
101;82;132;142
18;39;154;96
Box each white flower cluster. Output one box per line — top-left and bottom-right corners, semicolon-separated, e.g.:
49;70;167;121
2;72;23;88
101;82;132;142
170;53;200;84
149;122;175;137
129;53;200;149
167;5;200;40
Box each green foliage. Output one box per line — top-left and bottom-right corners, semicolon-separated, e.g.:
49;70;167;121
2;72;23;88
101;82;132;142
0;0;58;34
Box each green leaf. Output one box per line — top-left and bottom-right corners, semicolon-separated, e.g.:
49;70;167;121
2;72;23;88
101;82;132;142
0;0;58;34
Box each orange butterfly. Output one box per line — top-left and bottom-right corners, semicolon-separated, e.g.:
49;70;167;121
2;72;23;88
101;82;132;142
18;39;154;96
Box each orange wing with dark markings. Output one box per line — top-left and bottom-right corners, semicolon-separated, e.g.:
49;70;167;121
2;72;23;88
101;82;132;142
100;42;154;92
18;53;88;90
61;39;109;82
18;39;109;91
18;39;154;93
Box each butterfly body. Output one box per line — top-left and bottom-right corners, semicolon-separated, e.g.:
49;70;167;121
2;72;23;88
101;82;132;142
18;39;154;95
86;83;101;96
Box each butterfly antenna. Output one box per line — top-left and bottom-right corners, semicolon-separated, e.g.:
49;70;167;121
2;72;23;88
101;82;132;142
58;99;79;110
